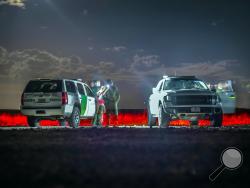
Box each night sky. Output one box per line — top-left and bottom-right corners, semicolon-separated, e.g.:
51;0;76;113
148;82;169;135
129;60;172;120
0;0;250;109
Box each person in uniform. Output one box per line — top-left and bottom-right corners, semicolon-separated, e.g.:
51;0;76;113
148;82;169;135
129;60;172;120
90;80;101;94
91;80;110;127
103;79;120;125
91;80;104;127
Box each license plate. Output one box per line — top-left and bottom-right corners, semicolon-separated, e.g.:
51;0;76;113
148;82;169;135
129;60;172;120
37;98;46;103
190;116;198;121
191;107;200;112
36;110;45;114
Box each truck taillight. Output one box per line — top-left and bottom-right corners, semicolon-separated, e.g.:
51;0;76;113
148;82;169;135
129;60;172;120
21;93;24;106
62;92;68;105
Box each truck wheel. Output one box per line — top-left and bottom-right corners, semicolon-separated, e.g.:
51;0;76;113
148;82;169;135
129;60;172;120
27;117;39;127
213;113;223;127
158;104;170;128
69;107;80;128
147;104;156;128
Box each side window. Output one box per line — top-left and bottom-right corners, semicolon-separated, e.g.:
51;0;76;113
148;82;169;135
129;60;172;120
163;80;170;90
159;81;163;91
65;81;77;93
77;83;86;95
156;80;163;91
85;85;95;97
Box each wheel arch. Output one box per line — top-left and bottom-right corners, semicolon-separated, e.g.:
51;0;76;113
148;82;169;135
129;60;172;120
74;103;81;113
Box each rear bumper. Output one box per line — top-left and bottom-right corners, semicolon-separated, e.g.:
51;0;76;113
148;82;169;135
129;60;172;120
20;106;68;117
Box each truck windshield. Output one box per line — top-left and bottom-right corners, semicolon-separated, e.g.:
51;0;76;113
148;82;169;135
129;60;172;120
24;80;62;92
163;79;209;90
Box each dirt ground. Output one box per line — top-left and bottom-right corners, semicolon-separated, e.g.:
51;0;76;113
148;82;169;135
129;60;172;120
0;127;250;188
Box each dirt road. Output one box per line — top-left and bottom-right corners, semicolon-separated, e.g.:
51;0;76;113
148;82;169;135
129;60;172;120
0;127;249;188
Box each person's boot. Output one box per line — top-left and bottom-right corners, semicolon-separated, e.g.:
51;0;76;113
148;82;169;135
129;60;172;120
114;115;119;126
92;113;98;128
107;114;111;126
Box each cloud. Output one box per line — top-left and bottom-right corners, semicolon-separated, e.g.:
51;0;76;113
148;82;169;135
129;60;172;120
104;46;127;52
210;19;224;27
135;49;145;53
88;46;94;51
131;54;160;70
0;46;249;109
0;47;128;83
40;26;48;30
83;9;88;15
0;47;247;83
141;60;245;81
0;48;83;81
127;54;246;82
0;0;26;9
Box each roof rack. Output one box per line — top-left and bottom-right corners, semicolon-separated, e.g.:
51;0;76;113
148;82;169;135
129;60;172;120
35;78;52;80
74;78;83;82
163;75;197;79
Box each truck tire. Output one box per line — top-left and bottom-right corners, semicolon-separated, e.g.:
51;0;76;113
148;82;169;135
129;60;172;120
27;117;39;127
69;107;80;128
213;113;223;127
158;104;170;128
147;104;156;128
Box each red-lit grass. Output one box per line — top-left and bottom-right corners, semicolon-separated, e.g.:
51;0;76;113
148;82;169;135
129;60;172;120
223;113;250;126
0;111;250;127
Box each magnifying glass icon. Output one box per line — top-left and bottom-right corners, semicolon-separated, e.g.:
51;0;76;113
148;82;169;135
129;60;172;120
209;147;243;181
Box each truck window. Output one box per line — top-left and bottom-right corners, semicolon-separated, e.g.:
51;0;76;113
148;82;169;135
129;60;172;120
24;80;62;92
77;83;86;95
159;82;163;91
65;81;77;93
85;86;95;97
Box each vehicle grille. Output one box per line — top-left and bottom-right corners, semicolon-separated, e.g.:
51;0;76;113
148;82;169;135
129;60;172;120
175;107;213;113
173;95;212;105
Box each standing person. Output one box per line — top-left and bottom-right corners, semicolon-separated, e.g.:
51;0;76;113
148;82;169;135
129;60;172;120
91;80;109;127
103;79;120;125
90;80;101;95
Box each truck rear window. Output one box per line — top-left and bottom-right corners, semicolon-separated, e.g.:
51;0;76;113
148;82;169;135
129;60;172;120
24;80;62;92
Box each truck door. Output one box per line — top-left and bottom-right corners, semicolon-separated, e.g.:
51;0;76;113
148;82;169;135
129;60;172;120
149;80;164;115
216;80;236;114
65;81;78;114
84;85;96;117
77;83;88;117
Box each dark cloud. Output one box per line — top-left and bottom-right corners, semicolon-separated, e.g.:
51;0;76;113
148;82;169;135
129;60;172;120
0;46;248;83
131;54;160;70
0;46;249;109
0;0;26;9
103;46;127;52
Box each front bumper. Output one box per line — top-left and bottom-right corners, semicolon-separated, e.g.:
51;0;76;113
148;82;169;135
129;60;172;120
164;105;222;121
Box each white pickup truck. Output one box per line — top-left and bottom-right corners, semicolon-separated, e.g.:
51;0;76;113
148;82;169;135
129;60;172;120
147;76;223;128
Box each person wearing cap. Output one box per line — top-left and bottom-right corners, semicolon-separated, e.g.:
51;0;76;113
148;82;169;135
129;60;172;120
91;80;107;127
103;79;120;125
90;80;101;95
